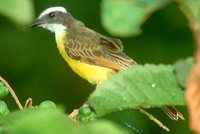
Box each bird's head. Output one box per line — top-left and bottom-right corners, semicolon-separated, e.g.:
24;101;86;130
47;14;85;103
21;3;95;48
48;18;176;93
31;7;73;34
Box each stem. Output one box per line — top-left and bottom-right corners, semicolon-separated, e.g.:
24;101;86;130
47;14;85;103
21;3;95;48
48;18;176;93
138;108;170;132
190;21;200;58
24;98;33;108
0;76;23;110
176;0;200;132
186;21;200;133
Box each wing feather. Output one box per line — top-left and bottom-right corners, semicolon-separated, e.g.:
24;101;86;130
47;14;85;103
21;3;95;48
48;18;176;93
65;28;136;70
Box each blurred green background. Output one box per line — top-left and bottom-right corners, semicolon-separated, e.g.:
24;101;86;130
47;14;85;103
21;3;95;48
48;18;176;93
0;0;194;133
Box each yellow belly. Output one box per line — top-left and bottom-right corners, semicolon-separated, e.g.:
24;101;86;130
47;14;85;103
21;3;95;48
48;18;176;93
55;31;115;84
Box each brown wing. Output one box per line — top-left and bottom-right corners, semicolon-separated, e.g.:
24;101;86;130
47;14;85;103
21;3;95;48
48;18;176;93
98;36;123;52
65;28;136;70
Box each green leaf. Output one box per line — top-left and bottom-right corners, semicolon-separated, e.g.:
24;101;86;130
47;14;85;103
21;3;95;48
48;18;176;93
177;0;200;22
101;0;171;36
103;110;150;134
174;57;194;88
0;0;34;25
1;108;124;134
88;64;185;116
77;120;124;134
1;109;71;134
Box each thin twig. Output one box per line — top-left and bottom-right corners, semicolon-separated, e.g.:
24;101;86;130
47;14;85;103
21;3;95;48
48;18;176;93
0;76;23;110
24;98;33;108
69;109;79;124
138;108;170;132
69;109;79;119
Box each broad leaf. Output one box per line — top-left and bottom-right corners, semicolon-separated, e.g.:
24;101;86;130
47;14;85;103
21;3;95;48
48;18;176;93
88;64;184;116
174;57;194;88
0;0;34;25
177;0;200;22
101;0;171;36
1;109;124;134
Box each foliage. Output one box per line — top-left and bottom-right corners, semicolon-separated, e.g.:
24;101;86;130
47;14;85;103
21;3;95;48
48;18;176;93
174;58;194;88
0;0;34;25
0;0;198;133
89;64;184;116
101;0;171;36
0;108;123;134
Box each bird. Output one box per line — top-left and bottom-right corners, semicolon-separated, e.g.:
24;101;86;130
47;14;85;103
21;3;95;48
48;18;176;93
31;6;184;120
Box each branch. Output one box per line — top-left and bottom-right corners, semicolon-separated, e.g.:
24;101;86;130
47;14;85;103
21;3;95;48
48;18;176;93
186;18;200;134
176;0;200;132
0;76;23;110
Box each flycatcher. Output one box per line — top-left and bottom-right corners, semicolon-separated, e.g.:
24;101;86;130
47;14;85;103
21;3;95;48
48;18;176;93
31;7;184;120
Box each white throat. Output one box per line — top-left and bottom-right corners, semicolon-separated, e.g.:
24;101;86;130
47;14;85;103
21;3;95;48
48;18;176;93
40;24;67;40
38;7;68;40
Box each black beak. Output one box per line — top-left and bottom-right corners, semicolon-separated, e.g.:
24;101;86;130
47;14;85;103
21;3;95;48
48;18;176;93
31;18;43;28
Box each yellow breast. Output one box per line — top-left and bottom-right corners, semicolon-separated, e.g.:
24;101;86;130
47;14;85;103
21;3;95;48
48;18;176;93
55;31;115;84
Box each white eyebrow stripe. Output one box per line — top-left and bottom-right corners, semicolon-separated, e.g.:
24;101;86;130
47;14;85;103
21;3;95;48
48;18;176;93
39;7;67;18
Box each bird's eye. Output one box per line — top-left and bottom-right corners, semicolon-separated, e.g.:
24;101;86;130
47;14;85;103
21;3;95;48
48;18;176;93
49;12;55;18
